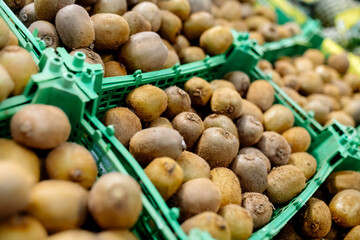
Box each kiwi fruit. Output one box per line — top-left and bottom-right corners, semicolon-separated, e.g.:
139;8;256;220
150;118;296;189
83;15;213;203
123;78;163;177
238;147;271;173
119;32;168;72
162;39;176;52
327;53;349;74
92;0;127;15
308;94;340;111
179;46;206;64
47;230;97;240
70;48;105;69
0;162;33;219
11;104;71;149
175;178;221;218
181;212;230;240
76;0;98;7
177;151;210;182
103;107;141;147
255;6;276;22
210;167;242;207
246;80;275;112
0;138;40;183
0;18;10;49
304;49;325;66
187;0;211;13
174;34;190;54
104;61;127;77
240;99;264;123
129;127;185;166
274;222;303;240
218;1;242;21
218;204;253;240
183;12;215;41
196;127;239;168
236;115;263;147
258;60;272;71
162;48;180;69
91;13;129;51
329;189;360;228
45;142;98;189
315;65;339;83
263;104;295;134
288;152;317;180
123;11;151;36
132;2;161;32
266;165;306;205
281;87;307;107
245;16;269;31
0;65;14;102
344;226;360;240
200;26;233;56
326;171;360;195
203;114;239;140
282;127;311;153
26;180;88;232
172;112;204;151
223;71;251;97
249;31;265;45
231;20;248;32
34;0;74;22
148;117;173;129
323;83;341;100
158;0;191;21
184;76;213;106
55;4;95;49
209;79;236;91
265;69;284;87
4;0;26;11
298;71;323;96
158;10;182;44
145;157;183;200
344;73;360;92
325;111;355;127
88;172;142;229
97;230;138;240
164;86;191;119
277;25;292;39
260;22;279;42
19;3;38;27
303;100;330;124
0;45;39;95
0;215;47;240
28;20;59;49
126;85;167;122
275;60;297;77
343;100;360;125
242;192;274;229
332;80;353;97
231;154;268;193
210;88;242;119
283;22;301;36
7;31;18;46
283;75;300;91
294;57;314;73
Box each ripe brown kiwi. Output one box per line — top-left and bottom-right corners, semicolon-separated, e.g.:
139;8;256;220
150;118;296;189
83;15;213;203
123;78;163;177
145;157;183;200
294;57;314;73
343;100;360;125
323;83;341;100
281;87;307;107
326;171;360;195
129;127;185;166
148;117;173;129
325;111;355;127
97;230;138;240
329;189;360;228
275;60;297;77
184;76;212;106
47;230;96;240
92;0;127;15
246;80;275;111
4;0;26;11
238;147;271;173
183;11;215;40
283;22;301;36
263;104;295;134
266;165;306;205
240;99;264;124
203;114;239;140
260;22;279;42
177;151;210;182
179;46;206;64
283;75;300;91
231;20;249;32
34;0;74;22
76;0;99;7
161;49;180;69
256;131;291;166
274;222;303;240
223;71;250;97
0;65;14;102
304;49;325;66
236;115;263;147
327;53;349;74
163;86;191;119
209;79;236;92
91;13;129;51
175;178;221;219
173;34;190;54
55;4;95;49
126;84;167;122
172;112;204;151
249;31;265;45
0;18;10;49
344;226;360;240
104;61;127;77
157;0;191;21
288;152;317;180
119;32;168;72
200;26;233;56
123;11;151;36
245;16;269;31
196;127;239;168
210;167;242;207
282;127;311;153
210;88;242;119
187;0;212;14
158;10;182;44
298;71;323;95
28;21;59;49
303;100;330;124
242;192;274;229
255;6;276;22
218;1;242;21
19;3;38;27
132;2;162;32
70;48;105;69
258;60;273;71
344;73;360;92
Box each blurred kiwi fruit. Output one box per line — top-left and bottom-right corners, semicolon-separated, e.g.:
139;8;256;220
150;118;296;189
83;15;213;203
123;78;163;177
179;46;206;64
282;127;311;153
183;11;215;40
288;152;317;180
326;171;360;195
184;76;212;106
200;26;233;56
246;80;275;111
19;3;38;27
203;114;239;140
177;151;210;182
242;192;274;229
123;11;152;36
238;147;271;173
104;61;127;77
211;88;242;119
92;0;127;15
28;20;59;49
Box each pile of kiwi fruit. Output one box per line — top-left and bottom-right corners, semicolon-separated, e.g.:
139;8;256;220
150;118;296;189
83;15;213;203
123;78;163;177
0;17;39;103
8;0;300;77
102;71;319;240
275;170;360;240
0;104;142;239
259;49;360;127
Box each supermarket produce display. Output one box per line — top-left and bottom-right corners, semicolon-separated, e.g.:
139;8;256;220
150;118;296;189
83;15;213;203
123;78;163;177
0;0;359;240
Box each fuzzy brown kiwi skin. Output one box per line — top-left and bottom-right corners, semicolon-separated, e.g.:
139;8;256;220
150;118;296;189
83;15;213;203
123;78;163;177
184;76;213;106
4;0;26;11
172;112;204;151
238;147;271;172
35;0;74;22
164;86;191;119
326;171;360;195
28;21;59;49
70;48;105;69
236;115;263;147
242;192;274;229
123;11;152;36
203;114;239;140
19;3;38;28
210;88;242;119
223;71;250;97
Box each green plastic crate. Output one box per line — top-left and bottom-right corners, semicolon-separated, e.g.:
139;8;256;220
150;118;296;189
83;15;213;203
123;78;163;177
0;68;190;240
71;35;359;239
